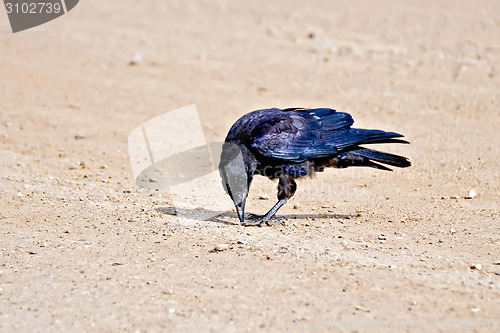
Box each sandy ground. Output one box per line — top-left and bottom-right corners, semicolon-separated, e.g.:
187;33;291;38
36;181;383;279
1;1;499;332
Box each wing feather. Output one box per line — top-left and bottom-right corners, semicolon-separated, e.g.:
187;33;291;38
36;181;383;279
250;108;406;162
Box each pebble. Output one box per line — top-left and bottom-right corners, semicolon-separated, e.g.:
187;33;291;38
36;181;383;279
74;133;86;140
470;264;482;270
464;189;477;199
258;194;270;200
355;306;370;312
492;261;500;265
68;164;78;170
129;53;143;65
267;26;278;36
450;228;456;234
293;204;300;209
213;244;229;252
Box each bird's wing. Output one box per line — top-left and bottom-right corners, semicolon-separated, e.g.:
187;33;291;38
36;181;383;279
250;108;352;162
250;108;406;162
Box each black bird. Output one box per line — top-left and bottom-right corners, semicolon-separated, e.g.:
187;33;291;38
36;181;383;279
219;107;410;226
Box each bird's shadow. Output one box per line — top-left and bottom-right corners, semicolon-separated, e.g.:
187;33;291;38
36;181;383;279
155;206;360;226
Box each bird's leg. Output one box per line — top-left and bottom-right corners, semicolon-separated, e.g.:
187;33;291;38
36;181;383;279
241;175;296;227
262;199;288;224
241;199;288;226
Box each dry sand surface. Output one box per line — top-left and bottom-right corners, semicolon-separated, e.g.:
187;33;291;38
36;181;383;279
1;1;499;332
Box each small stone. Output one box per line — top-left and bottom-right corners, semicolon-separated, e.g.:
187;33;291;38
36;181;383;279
355;306;370;312
266;27;278;36
293;204;300;209
378;234;387;241
258;194;270;200
129;53;143;65
450;195;459;199
100;165;108;169
470;264;482;270
213;244;229;252
68;164;78;170
471;306;480;312
168;307;175;314
492;261;500;265
464;189;477;199
74;133;86;140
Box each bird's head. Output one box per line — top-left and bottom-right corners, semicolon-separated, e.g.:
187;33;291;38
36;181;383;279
219;143;249;223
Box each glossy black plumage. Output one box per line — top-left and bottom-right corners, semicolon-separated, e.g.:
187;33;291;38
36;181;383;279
219;107;411;226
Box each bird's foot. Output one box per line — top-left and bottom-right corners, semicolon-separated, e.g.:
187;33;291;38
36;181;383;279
266;216;286;225
241;219;265;227
241;214;284;227
246;213;264;221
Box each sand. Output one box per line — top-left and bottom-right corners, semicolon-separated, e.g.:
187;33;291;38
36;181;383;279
0;1;499;332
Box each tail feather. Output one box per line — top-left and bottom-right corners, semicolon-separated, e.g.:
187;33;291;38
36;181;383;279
349;148;411;168
336;128;409;151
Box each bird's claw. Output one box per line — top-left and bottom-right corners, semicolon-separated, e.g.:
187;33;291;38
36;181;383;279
241;219;266;227
241;215;285;227
246;213;263;221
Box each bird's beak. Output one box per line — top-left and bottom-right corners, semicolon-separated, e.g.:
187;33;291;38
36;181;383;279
235;199;246;223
